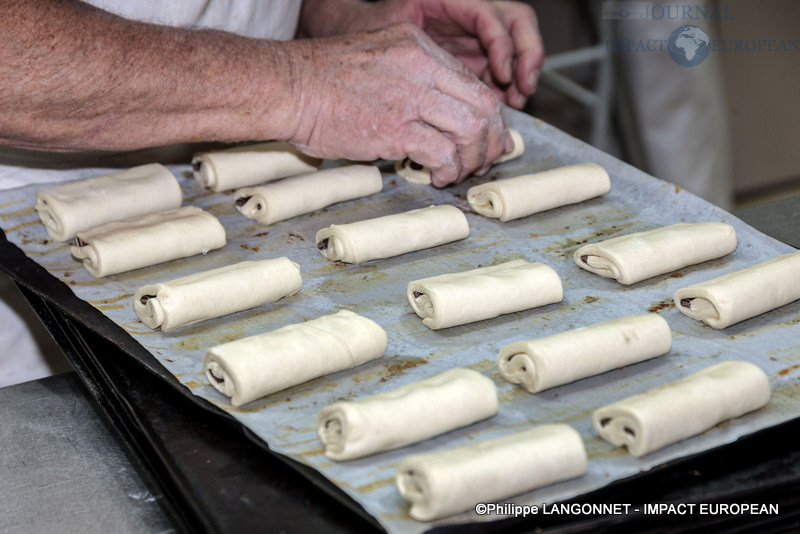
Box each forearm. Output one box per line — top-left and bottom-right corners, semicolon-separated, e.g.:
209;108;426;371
1;0;302;151
298;0;396;38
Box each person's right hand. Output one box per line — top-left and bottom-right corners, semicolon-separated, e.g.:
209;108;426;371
284;23;512;187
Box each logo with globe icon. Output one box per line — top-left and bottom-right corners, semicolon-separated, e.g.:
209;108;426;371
668;25;710;67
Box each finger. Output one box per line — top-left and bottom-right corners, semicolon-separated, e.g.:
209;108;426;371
401;122;460;187
422;91;489;181
424;84;510;181
503;2;545;96
435;0;517;86
505;79;528;110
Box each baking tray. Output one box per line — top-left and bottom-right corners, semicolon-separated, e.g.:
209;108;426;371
11;265;800;534
2;109;800;532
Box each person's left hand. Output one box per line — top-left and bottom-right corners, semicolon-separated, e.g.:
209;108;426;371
300;0;545;109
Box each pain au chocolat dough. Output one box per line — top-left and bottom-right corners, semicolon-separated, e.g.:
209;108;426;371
396;424;587;521
498;314;672;394
593;361;770;457
674;250;800;329
316;205;469;264
134;258;302;332
234;165;382;225
192;141;322;192
467;162;610;221
575;222;737;285
71;206;226;278
407;259;563;330
35;163;182;241
204;310;387;407
394;129;525;184
317;368;498;461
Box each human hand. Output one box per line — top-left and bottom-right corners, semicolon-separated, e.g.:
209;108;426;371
284;23;511;187
300;0;544;109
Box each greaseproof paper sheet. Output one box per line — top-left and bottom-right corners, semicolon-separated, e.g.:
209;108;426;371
2;109;799;533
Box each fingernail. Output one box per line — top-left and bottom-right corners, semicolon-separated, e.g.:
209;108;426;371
528;69;540;90
504;59;513;82
504;132;514;153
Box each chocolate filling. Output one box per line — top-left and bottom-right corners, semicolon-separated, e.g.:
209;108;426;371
680;298;693;308
580;255;589;263
413;291;423;298
74;237;86;247
317;238;330;250
140;294;155;305
235;196;251;207
409;160;424;171
624;426;636;437
600;417;611;427
192;160;202;173
208;367;225;384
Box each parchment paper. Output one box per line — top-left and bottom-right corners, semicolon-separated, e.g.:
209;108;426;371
2;109;799;533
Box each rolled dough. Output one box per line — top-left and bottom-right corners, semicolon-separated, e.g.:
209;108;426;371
70;206;226;278
574;222;737;285
203;310;387;407
467;162;610;221
498;314;672;393
315;205;469;264
396;424;587;521
593;361;771;457
674;250;800;329
407;259;563;330
234;164;383;225
133;257;302;332
192;141;321;192
35;163;182;241
317;368;498;461
394;129;525;185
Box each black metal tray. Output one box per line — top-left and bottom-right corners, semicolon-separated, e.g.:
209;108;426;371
4;227;800;533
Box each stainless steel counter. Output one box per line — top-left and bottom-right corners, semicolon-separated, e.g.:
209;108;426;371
0;373;174;533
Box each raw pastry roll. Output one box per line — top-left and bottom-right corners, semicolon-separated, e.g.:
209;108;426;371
204;310;387;407
134;258;302;332
234;164;383;225
407;259;563;330
467;162;610;221
317;368;498;461
394;129;524;184
316;205;469;264
674;250;800;329
70;206;226;278
396;424;587;521
192;141;322;192
498;314;671;393
593;361;770;457
575;222;737;285
35;163;182;241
